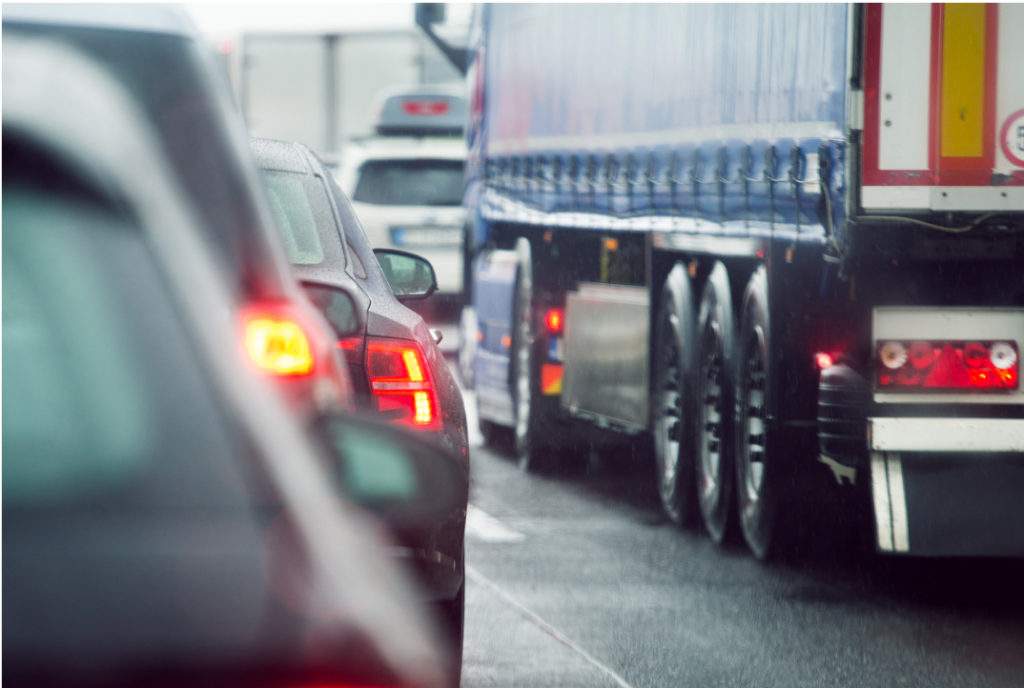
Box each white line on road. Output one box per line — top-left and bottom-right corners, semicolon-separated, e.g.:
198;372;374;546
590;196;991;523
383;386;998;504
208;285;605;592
466;564;638;688
466;505;525;543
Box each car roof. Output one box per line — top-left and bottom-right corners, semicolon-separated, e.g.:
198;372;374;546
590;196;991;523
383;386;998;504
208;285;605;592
373;83;467;137
250;137;316;175
2;3;195;36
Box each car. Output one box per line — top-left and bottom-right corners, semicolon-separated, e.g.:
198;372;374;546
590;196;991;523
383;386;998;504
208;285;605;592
2;3;355;420
251;137;470;682
3;28;467;688
337;86;468;344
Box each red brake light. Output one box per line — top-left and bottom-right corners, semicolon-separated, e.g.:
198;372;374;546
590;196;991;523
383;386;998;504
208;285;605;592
241;306;315;377
544;307;564;336
814;352;834;370
876;340;1019;391
365;338;440;429
401;100;449;116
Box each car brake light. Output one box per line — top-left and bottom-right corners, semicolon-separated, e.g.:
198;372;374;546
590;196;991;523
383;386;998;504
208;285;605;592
876;340;1019;391
401;100;449;116
365;338;440;429
241;306;315;377
544;307;564;336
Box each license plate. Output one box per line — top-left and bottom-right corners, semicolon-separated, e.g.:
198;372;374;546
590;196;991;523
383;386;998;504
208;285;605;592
390;226;462;248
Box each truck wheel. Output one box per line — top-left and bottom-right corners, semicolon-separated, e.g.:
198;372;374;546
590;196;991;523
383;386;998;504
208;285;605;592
511;238;549;472
694;262;737;544
734;267;783;560
651;264;698;525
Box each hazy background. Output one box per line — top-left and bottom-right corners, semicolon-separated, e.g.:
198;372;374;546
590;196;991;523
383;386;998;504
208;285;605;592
187;2;471;155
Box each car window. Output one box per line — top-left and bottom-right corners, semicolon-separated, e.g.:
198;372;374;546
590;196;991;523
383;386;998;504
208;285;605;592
352;158;464;206
260;170;329;265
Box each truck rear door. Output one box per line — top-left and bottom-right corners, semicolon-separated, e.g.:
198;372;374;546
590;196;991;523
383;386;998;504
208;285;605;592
860;3;1024;212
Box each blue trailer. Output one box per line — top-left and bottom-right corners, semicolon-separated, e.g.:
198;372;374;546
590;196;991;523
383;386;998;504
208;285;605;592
456;4;1024;558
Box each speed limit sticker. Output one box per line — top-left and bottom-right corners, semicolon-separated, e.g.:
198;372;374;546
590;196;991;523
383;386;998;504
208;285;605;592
999;108;1024;168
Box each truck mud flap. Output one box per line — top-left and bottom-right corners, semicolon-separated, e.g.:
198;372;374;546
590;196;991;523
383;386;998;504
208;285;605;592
870;450;1024;557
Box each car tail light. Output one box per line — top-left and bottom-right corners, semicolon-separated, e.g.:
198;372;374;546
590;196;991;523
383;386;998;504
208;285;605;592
876;340;1019;391
241;305;315;377
365;338;440;430
544;307;564;336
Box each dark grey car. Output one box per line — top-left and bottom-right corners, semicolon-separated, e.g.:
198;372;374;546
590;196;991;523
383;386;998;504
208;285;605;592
252;138;469;681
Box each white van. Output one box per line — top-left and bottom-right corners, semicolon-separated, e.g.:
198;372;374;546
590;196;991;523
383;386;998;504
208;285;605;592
339;86;467;299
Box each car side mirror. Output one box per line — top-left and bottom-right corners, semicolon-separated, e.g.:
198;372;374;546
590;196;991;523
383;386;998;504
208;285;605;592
313;412;466;534
373;248;437;301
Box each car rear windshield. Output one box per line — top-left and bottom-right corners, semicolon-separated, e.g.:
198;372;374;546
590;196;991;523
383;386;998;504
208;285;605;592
260;170;333;265
352;158;464;207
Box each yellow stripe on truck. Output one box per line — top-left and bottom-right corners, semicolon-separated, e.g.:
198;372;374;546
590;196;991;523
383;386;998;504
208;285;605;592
940;4;987;158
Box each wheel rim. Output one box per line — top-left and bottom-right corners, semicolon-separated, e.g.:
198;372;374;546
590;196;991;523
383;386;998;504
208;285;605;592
699;344;724;504
741;328;767;503
656;310;682;499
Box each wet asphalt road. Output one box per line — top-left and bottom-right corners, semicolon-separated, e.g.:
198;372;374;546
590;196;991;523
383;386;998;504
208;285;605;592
457;388;1024;688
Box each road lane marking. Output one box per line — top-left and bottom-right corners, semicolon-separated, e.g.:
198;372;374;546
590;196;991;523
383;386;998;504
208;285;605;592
466;504;525;543
466;564;637;688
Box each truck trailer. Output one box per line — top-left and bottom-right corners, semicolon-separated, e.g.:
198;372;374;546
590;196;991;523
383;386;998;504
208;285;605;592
458;3;1024;559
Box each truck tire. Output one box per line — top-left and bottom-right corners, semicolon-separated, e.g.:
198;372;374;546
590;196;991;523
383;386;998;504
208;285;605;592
511;237;550;472
694;262;737;544
734;267;784;560
651;264;698;525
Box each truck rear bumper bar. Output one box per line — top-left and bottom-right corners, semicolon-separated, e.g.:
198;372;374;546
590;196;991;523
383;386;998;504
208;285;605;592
870;418;1024;452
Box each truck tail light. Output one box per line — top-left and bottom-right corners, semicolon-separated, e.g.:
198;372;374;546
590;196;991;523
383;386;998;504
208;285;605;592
241;305;315;377
365;338;440;430
876;340;1019;391
814;352;835;370
544;307;564;336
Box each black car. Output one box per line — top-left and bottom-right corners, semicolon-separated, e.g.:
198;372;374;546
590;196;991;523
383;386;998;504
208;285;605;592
3;27;467;688
251;137;469;679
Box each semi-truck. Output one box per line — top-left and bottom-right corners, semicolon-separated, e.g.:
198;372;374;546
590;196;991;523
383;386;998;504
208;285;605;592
448;3;1024;559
